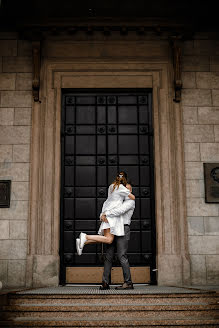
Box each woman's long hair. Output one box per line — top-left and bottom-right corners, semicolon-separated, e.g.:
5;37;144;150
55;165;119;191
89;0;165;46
112;171;128;191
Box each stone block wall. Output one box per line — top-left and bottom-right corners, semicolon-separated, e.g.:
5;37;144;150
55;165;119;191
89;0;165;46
182;36;219;285
0;34;32;288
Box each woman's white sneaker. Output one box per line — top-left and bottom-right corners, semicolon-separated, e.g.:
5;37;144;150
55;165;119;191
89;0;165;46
76;238;82;256
79;232;87;249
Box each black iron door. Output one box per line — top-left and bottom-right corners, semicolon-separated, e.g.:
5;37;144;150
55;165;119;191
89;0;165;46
60;89;156;284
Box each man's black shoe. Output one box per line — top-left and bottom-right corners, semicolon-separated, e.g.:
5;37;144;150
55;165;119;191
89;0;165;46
115;282;134;290
99;282;110;290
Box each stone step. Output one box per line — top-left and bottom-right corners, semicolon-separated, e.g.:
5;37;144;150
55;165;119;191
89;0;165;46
1;316;219;327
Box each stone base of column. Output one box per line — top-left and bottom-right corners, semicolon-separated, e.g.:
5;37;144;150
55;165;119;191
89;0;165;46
157;254;191;286
26;255;60;288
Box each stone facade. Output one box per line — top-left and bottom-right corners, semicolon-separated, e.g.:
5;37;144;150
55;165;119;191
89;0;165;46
0;31;218;288
182;37;219;285
0;34;32;288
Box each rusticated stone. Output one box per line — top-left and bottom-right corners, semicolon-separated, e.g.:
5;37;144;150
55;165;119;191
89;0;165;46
0;200;29;220
0;107;14;125
187;217;204;236
0;220;9;239
0;126;30;144
0;260;7;288
212;89;219;106
16;73;32;91
198;107;219;124
184;143;200;161
186;180;204;198
206;255;219;284
182;89;212;106
200;143;219;161
182;56;209;72
11;182;29;201
204;217;219;235
0;145;12;162
185;162;203;179
0;73;16;90
0;40;17;56
214;125;219;141
13;144;30;162
182;106;198;124
9;220;27;239
182;72;196;88
187;198;218;217
184;125;214;142
8;260;26;287
189;235;219;254
14;108;31;125
3;56;32;73
0;240;27;259
196;72;219;89
0;91;32;107
0;163;29;181
190;255;206;285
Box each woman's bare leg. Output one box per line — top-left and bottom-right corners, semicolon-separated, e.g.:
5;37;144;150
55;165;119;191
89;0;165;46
85;229;114;244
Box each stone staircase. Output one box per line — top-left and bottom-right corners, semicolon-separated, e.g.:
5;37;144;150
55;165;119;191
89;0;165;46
1;288;219;327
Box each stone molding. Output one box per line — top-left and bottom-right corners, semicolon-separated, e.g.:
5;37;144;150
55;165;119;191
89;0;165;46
27;40;190;286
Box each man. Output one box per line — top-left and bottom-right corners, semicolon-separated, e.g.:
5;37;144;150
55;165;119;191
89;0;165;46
100;184;135;290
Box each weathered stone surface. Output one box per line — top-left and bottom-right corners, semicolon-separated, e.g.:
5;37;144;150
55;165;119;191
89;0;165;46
196;72;219;89
18;40;32;56
190;255;206;285
0;91;32;107
184;143;200;161
206;255;219;284
194;40;219;56
210;56;219;71
0;107;14;125
0;73;16;90
187;217;204;236
10;220;27;239
0;57;2;73
212;89;219;106
182;89;211;106
204;217;219;235
0;260;7;288
0;163;29;181
8;260;26;287
184;125;214;142
32;255;59;287
0;220;9;239
214;125;219;141
185;162;203;180
3;57;32;73
11;182;29;201
14;107;31;125
13;144;30;162
0;126;30;144
0;240;27;259
189;235;219;254
182;106;198;124
0;145;12;162
182;72;196;88
198;107;219;124
200;143;219;161
0;40;17;56
16;73;32;91
182;56;209;71
0;200;29;220
186;180;204;198
187;198;218;217
182;41;194;56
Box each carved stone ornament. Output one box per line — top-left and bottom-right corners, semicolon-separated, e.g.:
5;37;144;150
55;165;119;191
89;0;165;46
170;36;183;102
32;41;41;102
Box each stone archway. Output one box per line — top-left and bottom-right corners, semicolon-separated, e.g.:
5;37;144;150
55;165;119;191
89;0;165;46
26;40;190;287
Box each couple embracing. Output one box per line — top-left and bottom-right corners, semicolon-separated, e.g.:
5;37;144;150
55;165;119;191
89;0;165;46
76;171;135;290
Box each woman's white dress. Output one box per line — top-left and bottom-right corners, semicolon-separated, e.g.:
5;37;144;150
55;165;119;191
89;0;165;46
98;184;130;236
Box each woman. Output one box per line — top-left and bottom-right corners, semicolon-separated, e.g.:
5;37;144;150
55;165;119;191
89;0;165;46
76;171;135;255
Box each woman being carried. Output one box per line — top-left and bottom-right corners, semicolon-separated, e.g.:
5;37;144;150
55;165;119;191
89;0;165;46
76;171;135;255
